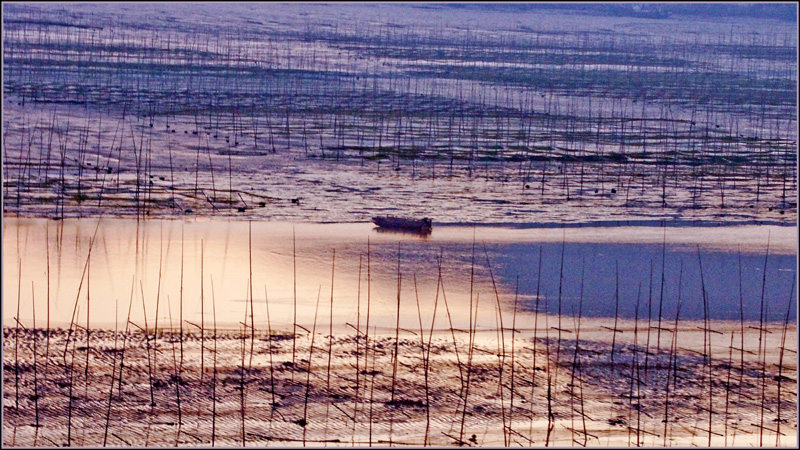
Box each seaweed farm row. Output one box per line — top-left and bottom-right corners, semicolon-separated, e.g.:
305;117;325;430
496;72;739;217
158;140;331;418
2;3;797;224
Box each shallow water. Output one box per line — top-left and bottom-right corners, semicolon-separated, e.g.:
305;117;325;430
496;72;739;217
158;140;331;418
3;218;795;332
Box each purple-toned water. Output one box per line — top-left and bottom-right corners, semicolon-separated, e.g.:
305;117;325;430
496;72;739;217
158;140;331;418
4;218;795;332
2;3;797;225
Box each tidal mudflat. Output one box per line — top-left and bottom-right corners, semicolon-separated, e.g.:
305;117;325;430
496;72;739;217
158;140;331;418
2;3;796;225
3;218;796;447
2;2;797;448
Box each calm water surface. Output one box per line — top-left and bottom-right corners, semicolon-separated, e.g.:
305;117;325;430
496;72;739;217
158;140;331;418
3;218;796;332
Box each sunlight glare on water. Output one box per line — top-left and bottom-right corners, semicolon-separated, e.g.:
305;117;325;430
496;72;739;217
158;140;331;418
3;218;796;332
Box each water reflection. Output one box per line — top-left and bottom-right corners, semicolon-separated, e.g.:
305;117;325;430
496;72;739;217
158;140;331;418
3;218;796;333
3;219;496;332
372;226;432;239
492;241;796;322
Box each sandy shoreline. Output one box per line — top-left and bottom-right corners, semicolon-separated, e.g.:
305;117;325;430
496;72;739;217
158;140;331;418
4;316;796;447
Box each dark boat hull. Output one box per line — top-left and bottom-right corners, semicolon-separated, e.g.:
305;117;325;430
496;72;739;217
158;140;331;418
372;216;432;232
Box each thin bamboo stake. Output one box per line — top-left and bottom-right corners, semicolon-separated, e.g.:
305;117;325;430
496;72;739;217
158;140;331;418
240;281;247;446
292;228;298;383
368;326;377;447
364;237;372;418
263;287;277;415
483;244;507;445
325;249;336;441
66;305;80;447
116;276;136;398
166;295;182;446
248;222;255;369
82;234;93;440
212;278;218;446
554;233;565;376
140;281;155;408
736;245;745;421
724;331;735;446
775;273;795;446
611;260;620;369
302;286;324;446
509;276;519;443
352;255;363;444
412;275;430;446
32;282;40;429
529;246;543;438
436;254;465;389
757;232;771;447
459;289;480;447
655;229;667;355
663;259;683;445
179;225;184;374
151;229;164;404
102;297;120;447
389;245;402;446
696;246;712;446
44;223;52;395
61;223;100;365
15;261;22;413
200;240;205;385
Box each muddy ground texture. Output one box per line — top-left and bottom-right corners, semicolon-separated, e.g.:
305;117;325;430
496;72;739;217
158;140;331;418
2;3;797;225
2;4;797;447
3;321;797;447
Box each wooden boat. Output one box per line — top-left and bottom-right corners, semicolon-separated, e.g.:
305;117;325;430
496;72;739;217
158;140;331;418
372;216;432;232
